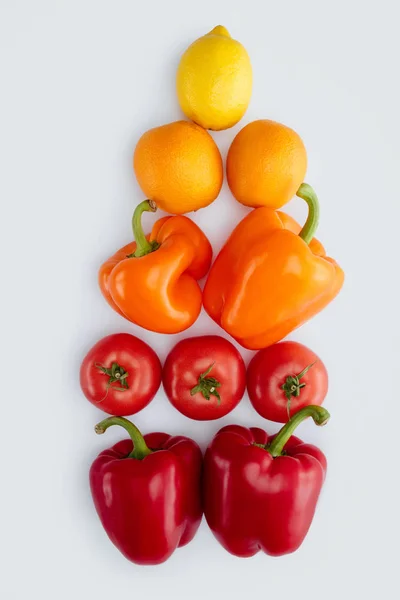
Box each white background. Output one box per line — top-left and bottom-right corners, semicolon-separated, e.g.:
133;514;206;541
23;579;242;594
1;1;399;598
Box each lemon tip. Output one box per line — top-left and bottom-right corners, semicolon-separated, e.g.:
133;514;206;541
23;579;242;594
208;25;231;38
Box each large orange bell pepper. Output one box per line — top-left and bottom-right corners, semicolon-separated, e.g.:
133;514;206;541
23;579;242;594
203;184;344;349
99;200;212;334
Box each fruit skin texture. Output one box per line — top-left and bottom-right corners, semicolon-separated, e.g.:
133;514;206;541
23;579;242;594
176;25;252;131
163;335;246;421
247;341;328;423
133;120;223;215
80;333;162;416
227;119;308;209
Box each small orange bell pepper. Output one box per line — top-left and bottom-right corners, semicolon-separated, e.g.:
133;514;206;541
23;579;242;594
99;200;212;334
203;184;344;349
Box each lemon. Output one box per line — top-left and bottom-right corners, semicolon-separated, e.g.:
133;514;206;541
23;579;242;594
176;25;252;131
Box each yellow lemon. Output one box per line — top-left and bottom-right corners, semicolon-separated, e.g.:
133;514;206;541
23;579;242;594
177;25;252;131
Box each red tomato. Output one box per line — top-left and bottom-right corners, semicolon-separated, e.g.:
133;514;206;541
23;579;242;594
163;335;246;421
247;341;328;423
80;333;162;416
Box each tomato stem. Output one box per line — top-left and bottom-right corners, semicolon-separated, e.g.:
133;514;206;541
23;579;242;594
95;416;152;460
266;405;330;457
95;362;129;401
297;184;320;245
128;200;160;258
190;363;221;404
281;361;316;418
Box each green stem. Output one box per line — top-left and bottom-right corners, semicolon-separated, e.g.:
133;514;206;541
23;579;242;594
190;363;221;404
95;362;129;399
94;416;152;460
281;361;316;419
297;183;320;245
130;200;159;258
267;405;330;457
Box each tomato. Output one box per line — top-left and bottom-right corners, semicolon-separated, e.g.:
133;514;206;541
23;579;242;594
163;335;246;421
80;333;162;416
247;341;328;423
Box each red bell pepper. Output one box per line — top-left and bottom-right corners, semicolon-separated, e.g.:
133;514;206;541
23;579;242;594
203;405;329;557
90;417;203;565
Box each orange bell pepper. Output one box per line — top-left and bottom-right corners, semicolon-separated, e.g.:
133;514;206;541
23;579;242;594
203;184;344;349
99;200;212;334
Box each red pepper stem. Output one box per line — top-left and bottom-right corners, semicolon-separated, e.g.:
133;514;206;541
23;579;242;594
94;416;152;460
297;183;320;245
267;405;330;458
131;199;159;258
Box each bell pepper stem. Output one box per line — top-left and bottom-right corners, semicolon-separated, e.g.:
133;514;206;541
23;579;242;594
94;416;152;460
297;183;320;245
267;405;330;458
131;199;159;258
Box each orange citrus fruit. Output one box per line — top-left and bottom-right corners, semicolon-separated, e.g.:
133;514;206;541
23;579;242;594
133;120;223;215
226;119;308;209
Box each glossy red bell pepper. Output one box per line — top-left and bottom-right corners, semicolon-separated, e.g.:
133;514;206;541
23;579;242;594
203;405;329;557
90;417;203;565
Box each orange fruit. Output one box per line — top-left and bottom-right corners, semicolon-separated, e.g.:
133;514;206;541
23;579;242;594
226;119;308;209
133;120;223;215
